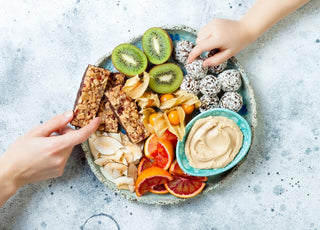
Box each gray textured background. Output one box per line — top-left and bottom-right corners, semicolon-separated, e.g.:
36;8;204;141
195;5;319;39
1;0;320;229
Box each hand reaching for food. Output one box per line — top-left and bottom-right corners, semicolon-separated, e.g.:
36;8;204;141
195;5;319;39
188;0;310;67
0;111;100;207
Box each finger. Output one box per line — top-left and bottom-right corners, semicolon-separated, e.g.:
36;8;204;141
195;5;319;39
187;42;213;63
203;49;232;67
58;117;101;146
57;125;74;135
31;111;74;137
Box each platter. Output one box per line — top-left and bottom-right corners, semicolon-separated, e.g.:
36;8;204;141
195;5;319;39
81;25;257;205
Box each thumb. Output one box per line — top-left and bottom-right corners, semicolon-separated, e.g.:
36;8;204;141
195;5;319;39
203;49;232;67
32;111;74;137
59;117;101;146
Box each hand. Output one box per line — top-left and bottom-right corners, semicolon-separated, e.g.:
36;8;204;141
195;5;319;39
188;18;253;67
0;111;100;196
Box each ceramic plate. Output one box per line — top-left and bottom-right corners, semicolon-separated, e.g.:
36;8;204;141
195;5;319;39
81;25;257;205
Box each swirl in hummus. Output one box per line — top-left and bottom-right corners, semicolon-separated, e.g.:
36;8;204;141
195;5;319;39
185;116;243;169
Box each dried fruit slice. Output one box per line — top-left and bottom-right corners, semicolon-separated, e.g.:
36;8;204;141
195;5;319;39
137;157;153;175
150;184;168;194
135;167;173;197
164;176;206;199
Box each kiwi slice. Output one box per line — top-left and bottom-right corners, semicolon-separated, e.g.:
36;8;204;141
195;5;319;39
149;63;183;94
142;27;173;65
111;43;148;77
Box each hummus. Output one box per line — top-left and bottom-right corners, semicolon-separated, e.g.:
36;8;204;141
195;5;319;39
185;116;243;169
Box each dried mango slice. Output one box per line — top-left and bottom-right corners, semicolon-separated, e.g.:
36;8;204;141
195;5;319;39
160;90;201;110
123;72;150;99
135;91;160;109
164;106;186;141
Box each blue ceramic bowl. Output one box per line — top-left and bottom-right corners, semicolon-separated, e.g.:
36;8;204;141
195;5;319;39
176;108;252;177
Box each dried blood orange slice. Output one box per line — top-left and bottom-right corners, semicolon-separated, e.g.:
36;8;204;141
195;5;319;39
150;184;168;194
137;157;153;175
164;176;206;199
135;167;173;197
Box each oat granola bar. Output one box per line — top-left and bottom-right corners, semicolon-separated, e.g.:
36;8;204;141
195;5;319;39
71;65;110;128
105;85;150;143
97;73;126;132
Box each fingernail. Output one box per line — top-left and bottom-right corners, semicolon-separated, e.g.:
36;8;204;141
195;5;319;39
63;111;74;119
203;62;208;67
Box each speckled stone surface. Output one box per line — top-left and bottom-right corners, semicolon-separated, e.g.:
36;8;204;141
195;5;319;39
0;0;319;229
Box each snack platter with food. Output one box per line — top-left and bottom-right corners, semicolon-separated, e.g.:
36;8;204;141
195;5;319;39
74;25;257;205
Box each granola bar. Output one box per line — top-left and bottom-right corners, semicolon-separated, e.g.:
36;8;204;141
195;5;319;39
97;73;126;132
105;85;150;143
71;65;110;128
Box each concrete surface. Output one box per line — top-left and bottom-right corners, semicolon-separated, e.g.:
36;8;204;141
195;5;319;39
0;0;320;229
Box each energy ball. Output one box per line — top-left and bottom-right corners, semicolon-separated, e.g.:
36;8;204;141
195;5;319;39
180;75;200;95
208;60;228;74
218;69;242;92
199;94;220;112
206;50;228;74
174;40;195;64
199;75;221;96
220;92;243;112
185;58;208;80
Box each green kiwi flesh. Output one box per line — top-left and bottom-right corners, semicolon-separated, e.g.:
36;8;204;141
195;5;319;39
111;43;148;77
142;27;173;65
149;63;183;94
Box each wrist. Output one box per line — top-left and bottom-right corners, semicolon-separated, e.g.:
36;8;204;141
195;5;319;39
238;18;258;44
0;155;19;199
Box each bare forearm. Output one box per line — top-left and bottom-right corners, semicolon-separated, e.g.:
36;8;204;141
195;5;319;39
241;0;310;42
0;156;18;207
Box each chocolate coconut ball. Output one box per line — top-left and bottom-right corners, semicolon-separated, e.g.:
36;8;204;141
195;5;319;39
199;94;220;113
185;58;208;80
208;60;228;74
174;40;195;64
218;69;242;92
220;92;243;112
180;75;200;95
199;75;221;96
206;50;228;74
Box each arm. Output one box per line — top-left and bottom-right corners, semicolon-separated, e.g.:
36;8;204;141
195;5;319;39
0;111;100;207
188;0;310;66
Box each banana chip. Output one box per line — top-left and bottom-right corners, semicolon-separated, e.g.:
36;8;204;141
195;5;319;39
135;92;160;109
164;106;186;141
123;72;150;99
90;131;143;193
160;90;201;110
